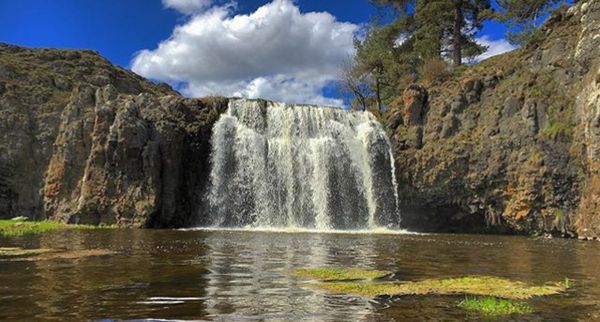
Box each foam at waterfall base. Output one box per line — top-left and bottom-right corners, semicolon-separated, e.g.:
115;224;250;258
180;226;420;235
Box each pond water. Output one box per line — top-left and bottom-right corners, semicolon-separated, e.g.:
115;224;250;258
1;229;599;321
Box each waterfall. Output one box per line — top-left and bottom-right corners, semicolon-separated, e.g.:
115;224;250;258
204;98;400;230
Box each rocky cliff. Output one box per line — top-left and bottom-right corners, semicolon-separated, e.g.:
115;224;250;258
0;0;598;235
0;44;228;227
385;0;600;238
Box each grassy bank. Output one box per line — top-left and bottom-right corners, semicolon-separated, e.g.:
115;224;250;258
0;219;109;237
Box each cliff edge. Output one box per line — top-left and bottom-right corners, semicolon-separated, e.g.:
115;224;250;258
0;44;228;227
386;0;600;238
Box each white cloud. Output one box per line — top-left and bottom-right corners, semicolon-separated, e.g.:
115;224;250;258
133;0;358;106
475;36;517;62
162;0;214;15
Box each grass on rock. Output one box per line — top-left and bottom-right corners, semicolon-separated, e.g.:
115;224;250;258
294;267;390;280
458;297;534;316
0;219;109;237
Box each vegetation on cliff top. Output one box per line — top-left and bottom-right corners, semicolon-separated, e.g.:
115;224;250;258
342;0;572;111
0;219;111;237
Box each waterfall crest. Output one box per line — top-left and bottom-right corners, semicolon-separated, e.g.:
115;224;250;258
204;99;400;230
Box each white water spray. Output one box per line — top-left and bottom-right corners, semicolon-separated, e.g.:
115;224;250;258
204;99;400;230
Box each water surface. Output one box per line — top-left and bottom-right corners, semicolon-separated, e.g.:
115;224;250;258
1;229;599;321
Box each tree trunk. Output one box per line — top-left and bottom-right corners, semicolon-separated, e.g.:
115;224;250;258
356;93;367;111
453;4;463;66
375;76;382;112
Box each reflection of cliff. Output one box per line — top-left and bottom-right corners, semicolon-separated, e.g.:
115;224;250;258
384;0;600;237
22;231;211;320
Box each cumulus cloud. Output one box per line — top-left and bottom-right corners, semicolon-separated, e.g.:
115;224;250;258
475;36;517;62
133;0;358;106
162;0;214;15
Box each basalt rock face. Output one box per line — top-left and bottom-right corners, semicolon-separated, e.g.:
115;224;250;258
386;0;600;237
0;43;228;227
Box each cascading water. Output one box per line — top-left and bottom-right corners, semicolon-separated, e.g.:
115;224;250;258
204;98;400;231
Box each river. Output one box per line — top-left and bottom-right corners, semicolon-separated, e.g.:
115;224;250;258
1;229;599;321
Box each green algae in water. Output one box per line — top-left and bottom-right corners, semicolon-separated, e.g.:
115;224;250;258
458;297;534;316
0;247;116;260
0;247;56;256
0;220;112;237
294;267;390;280
295;268;569;300
311;277;567;300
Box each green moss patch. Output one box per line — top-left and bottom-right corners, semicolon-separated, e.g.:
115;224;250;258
458;297;534;316
0;220;111;237
296;269;569;301
311;277;566;300
294;267;390;280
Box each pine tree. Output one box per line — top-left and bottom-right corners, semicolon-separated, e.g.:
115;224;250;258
372;0;492;65
350;20;418;111
498;0;569;46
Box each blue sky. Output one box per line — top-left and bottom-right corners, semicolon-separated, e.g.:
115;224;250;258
0;0;515;105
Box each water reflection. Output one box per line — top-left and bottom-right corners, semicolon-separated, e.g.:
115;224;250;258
1;230;599;321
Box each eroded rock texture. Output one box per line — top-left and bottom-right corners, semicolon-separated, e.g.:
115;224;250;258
0;44;227;227
385;0;600;237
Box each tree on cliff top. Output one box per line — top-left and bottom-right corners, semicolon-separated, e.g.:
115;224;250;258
371;0;492;66
347;18;419;111
497;0;572;46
